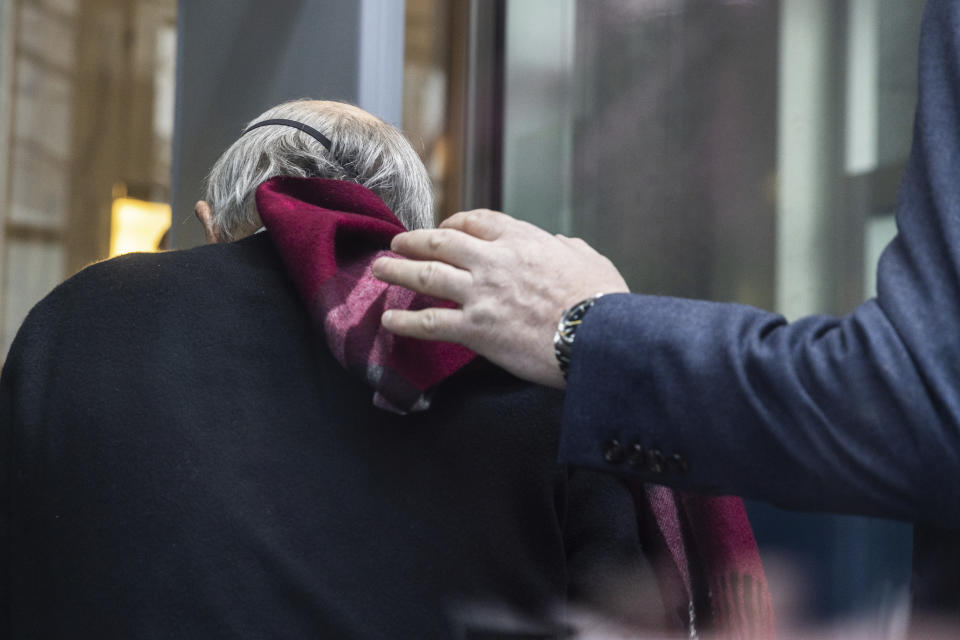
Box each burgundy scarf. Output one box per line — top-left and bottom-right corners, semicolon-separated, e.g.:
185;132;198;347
256;176;775;637
256;176;475;414
636;485;776;638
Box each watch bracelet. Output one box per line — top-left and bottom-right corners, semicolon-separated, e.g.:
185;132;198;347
553;295;602;378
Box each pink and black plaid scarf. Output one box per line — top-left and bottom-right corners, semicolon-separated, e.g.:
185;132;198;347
255;176;775;637
635;485;777;638
256;176;476;414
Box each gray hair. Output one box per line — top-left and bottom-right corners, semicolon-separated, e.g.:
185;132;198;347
204;99;435;241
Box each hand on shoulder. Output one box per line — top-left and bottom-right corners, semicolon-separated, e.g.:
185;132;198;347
372;209;629;388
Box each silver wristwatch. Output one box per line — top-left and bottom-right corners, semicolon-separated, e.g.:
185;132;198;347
553;295;602;379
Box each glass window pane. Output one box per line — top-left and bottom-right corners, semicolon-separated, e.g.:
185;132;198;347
0;0;177;361
501;0;925;626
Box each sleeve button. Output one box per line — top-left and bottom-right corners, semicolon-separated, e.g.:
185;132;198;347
670;453;689;473
647;449;665;474
603;439;625;464
627;443;645;466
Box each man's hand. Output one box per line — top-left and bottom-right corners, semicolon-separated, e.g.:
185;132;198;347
371;209;629;388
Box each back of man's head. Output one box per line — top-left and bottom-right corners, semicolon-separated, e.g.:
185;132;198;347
205;99;434;241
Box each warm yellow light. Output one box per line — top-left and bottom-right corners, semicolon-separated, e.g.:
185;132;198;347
109;197;172;257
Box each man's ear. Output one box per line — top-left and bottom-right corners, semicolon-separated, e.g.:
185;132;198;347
194;200;221;244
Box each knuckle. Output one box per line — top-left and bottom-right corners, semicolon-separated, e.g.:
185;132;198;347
465;209;505;235
466;302;496;327
418;261;439;287
517;248;542;269
427;230;445;251
420;309;440;335
474;268;503;292
441;211;471;229
464;210;489;230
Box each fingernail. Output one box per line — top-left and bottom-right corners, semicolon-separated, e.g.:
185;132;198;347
382;310;393;323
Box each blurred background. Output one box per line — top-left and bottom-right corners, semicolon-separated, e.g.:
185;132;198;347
0;0;927;635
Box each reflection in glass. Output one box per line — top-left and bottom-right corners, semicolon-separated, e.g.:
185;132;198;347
501;0;925;627
0;0;176;358
109;195;172;257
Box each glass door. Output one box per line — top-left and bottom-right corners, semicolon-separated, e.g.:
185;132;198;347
0;0;177;359
499;0;925;629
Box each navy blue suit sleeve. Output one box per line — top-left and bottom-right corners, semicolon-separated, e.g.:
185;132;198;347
560;0;960;527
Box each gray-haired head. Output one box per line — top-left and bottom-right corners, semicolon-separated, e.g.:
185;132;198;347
204;99;435;241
